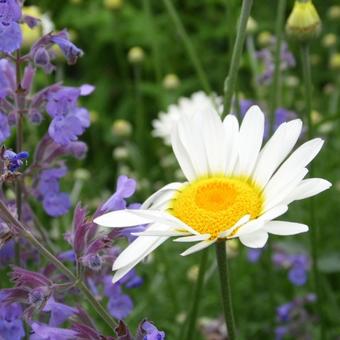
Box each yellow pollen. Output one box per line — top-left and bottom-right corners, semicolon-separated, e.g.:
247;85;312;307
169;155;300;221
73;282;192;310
169;176;264;239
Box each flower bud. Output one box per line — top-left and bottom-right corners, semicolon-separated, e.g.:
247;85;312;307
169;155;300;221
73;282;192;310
162;73;180;90
286;0;321;43
112;119;132;137
74;168;90;181
257;31;273;47
329;53;340;70
113;147;129;161
322;33;337;48
246;16;258;35
103;0;123;10
327;5;340;20
127;47;145;64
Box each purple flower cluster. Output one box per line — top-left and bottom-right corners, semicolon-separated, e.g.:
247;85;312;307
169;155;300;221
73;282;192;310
256;40;295;85
275;294;317;340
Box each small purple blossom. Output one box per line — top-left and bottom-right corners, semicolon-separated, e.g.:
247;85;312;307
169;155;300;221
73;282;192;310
3;150;29;172
106;285;133;319
43;297;77;327
42;192;71;217
247;248;263;263
137;320;166;340
30;322;78;340
0;111;10;143
0;0;22;53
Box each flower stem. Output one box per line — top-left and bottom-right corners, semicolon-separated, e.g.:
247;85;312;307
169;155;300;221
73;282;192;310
222;0;253;118
0;200;117;332
184;249;208;340
162;0;211;93
300;44;325;339
269;0;287;129
215;242;236;340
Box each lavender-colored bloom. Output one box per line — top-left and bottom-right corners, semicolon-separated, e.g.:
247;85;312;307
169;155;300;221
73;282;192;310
43;297;77;327
137;320;165;340
50;30;84;65
43;192;71;217
288;255;309;286
275;325;288;340
0;239;14;266
277;302;293;322
3;150;29;172
107;286;133;319
0;0;22;53
30;322;78;340
247;248;262;263
118;269;143;289
0;112;10;143
33;47;55;74
101;175;137;213
0;292;25;340
38;167;67;195
46;87;80;117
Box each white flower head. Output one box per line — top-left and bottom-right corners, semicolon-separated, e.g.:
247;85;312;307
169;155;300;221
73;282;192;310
152;91;223;145
95;105;331;283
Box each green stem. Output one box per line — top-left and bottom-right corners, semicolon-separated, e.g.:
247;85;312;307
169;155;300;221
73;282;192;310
300;44;325;339
162;0;211;93
215;242;236;340
0;200;117;332
222;0;253;118
184;250;208;340
269;0;287;129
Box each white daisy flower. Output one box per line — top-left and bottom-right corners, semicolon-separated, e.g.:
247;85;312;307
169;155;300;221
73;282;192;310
95;105;331;283
152;91;222;145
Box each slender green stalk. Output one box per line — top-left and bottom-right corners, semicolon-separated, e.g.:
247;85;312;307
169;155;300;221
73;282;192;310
0;200;117;332
162;0;211;93
300;44;325;339
184;250;208;340
269;0;287;129
222;0;253;117
215;242;236;340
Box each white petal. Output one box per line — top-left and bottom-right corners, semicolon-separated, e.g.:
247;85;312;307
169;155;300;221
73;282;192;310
253;119;302;186
264;168;309;211
180;239;216;256
171;127;197;181
113;223;170;270
132;229;188;237
284;178;332;204
174;234;210;243
94;209;153;228
239;230;268;248
223;114;239;174
234;105;264;176
112;257;142;284
142;182;184;209
264;221;309;235
199;108;225;174
218;214;250;238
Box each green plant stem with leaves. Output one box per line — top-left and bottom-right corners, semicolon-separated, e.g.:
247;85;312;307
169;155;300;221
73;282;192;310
300;43;325;339
0;200;118;333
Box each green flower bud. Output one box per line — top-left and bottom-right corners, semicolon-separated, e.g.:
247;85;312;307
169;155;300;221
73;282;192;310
322;33;337;48
103;0;123;10
127;47;145;64
111;119;132;137
162;73;180;90
257;31;273;47
327;5;340;20
329;53;340;70
286;0;321;43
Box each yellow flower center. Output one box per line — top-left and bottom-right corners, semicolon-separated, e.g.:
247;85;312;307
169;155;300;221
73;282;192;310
169;176;264;239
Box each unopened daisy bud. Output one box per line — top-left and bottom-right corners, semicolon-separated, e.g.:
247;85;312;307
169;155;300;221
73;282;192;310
286;0;321;43
284;75;300;88
162;73;180;90
104;0;123;10
187;265;199;282
311;110;321;124
113;146;129;161
226;239;239;258
322;33;337;48
112;119;132;137
246;17;258;35
257;31;273;46
327;5;340;20
329;53;340;70
128;47;145;64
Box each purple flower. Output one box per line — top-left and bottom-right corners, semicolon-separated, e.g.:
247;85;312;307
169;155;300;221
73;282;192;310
0;0;22;53
101;175;137;213
275;326;288;340
43;297;77;327
277;302;293;322
247;248;262;263
38;167;67;195
137;320;165;340
107;285;133;319
43;192;71;217
33;47;55;74
0;239;15;266
0;291;25;340
0;112;10;143
288;255;309;286
3;150;29;172
30;322;78;340
50;30;83;65
46;87;81;117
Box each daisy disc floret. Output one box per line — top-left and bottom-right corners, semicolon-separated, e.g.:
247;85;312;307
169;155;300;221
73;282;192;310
95;105;331;283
